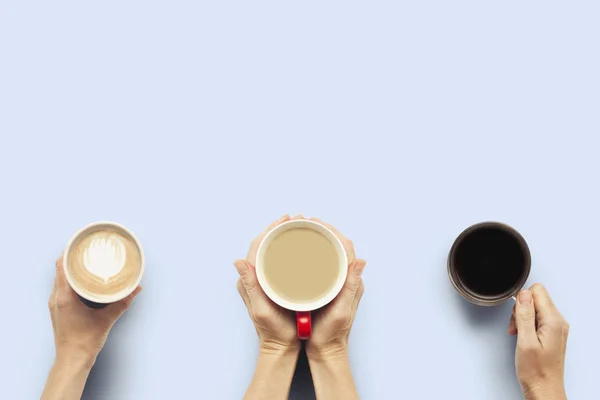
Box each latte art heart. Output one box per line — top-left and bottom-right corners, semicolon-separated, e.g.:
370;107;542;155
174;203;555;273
83;236;127;283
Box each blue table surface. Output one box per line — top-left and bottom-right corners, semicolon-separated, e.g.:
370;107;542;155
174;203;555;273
1;1;598;399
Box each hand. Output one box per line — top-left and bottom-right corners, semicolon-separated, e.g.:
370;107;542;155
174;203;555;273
42;256;141;399
49;256;142;363
509;284;569;400
234;214;300;354
305;217;366;360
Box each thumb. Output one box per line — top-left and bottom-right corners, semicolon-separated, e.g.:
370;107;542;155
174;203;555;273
341;259;366;302
234;259;260;294
514;290;539;347
107;286;142;318
233;259;271;311
55;255;69;293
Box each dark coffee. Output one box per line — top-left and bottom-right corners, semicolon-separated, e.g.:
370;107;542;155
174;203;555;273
448;222;531;305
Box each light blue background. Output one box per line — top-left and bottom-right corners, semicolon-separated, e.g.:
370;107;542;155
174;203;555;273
1;1;598;399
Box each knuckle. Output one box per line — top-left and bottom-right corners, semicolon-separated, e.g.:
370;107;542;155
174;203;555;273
358;280;365;295
517;310;535;322
517;342;538;355
344;282;358;297
530;282;545;291
344;241;355;253
55;293;71;309
549;318;564;331
331;307;349;323
242;278;257;292
253;308;270;324
56;299;69;309
563;322;570;336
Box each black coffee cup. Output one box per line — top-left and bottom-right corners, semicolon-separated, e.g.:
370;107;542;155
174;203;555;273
77;295;109;309
448;222;531;306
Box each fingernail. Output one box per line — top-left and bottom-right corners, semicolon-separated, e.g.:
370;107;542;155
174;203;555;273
233;260;248;276
519;290;532;305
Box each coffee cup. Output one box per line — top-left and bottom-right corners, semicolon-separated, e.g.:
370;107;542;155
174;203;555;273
256;219;348;339
448;221;531;306
63;221;145;309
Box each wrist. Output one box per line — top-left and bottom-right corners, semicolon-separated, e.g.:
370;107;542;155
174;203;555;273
259;340;300;357
522;379;566;400
55;346;97;370
245;341;300;399
306;340;358;400
306;338;349;362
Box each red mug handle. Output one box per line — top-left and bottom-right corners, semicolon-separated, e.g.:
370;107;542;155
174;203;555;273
296;311;312;340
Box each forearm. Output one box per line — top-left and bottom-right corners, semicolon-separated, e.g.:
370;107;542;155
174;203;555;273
308;347;359;400
244;346;300;400
41;351;95;400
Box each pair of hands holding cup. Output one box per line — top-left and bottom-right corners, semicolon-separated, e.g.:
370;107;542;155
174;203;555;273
234;214;366;358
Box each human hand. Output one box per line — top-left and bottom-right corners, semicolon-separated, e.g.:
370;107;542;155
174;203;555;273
234;214;300;354
509;284;569;400
304;217;366;361
49;256;142;364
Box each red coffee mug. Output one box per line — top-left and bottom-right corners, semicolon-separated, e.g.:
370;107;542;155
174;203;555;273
255;220;348;340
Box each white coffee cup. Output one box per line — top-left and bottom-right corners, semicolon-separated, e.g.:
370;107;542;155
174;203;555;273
63;221;145;308
255;219;348;339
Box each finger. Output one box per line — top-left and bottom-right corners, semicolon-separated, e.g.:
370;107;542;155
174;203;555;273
508;303;517;335
340;260;367;307
250;214;291;249
508;314;517;336
264;214;291;234
234;259;269;308
310;217;347;241
352;279;365;313
55;255;69;293
514;290;539;347
310;217;356;262
529;283;555;322
291;214;304;220
49;278;58;309
247;215;291;263
122;286;143;309
237;278;250;308
234;259;249;277
107;286;142;318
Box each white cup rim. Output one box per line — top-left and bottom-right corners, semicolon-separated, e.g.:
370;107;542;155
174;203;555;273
63;221;145;304
255;219;348;312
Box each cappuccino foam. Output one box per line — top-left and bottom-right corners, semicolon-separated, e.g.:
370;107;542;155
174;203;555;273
67;229;142;298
